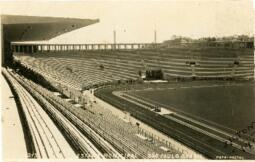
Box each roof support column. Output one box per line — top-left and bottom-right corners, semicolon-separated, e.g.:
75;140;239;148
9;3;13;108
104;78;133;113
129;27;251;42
10;45;13;53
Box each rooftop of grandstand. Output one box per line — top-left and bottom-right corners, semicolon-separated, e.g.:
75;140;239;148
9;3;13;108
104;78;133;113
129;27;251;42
2;15;99;41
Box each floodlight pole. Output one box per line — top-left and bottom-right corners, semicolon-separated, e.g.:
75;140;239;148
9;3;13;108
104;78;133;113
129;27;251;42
113;30;116;49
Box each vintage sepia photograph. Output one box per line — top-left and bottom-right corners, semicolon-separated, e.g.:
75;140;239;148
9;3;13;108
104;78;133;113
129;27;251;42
0;0;254;161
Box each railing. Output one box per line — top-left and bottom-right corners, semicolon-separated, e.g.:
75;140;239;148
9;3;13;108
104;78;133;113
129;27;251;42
11;43;161;53
11;40;254;54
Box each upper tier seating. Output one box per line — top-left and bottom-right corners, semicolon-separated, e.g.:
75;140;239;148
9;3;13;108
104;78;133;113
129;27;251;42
13;48;254;90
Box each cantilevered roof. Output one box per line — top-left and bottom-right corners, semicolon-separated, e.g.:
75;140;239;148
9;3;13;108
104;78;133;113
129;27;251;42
1;15;99;41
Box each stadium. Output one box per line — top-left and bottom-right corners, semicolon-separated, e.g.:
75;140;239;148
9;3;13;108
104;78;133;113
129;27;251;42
1;5;255;160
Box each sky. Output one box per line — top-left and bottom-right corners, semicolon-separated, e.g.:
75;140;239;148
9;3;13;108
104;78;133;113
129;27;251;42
0;0;254;43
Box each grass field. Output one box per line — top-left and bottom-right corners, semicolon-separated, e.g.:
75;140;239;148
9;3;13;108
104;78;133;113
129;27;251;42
129;83;255;131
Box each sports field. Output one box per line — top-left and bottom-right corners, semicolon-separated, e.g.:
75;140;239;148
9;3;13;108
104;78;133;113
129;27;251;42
129;83;255;131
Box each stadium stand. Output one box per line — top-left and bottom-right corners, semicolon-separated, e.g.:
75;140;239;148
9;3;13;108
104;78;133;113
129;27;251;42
2;14;254;160
13;45;254;91
6;68;184;158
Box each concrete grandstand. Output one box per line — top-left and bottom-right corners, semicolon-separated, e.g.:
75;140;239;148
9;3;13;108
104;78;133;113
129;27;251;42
1;14;255;160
